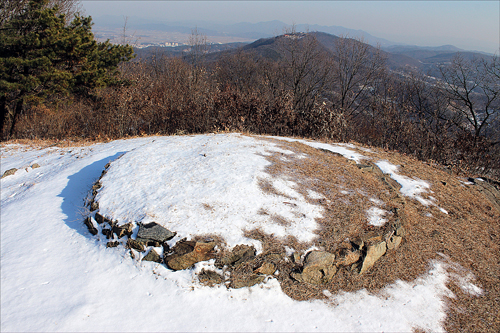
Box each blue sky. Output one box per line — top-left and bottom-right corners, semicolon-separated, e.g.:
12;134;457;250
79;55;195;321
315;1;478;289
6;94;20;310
81;1;499;53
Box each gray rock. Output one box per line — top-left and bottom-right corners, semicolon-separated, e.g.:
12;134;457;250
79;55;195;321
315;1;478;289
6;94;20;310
291;250;337;285
360;241;387;274
135;237;161;247
1;168;17;179
137;222;176;242
143;249;162;262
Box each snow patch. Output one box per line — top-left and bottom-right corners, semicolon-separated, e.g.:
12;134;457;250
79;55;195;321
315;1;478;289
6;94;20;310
366;206;389;227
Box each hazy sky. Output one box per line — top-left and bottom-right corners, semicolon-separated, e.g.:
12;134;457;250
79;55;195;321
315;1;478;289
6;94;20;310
81;1;499;53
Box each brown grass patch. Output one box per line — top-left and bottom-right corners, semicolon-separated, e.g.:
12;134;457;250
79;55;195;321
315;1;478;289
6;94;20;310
253;135;500;332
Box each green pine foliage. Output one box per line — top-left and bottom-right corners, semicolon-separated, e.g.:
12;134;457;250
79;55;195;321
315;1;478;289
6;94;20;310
0;0;135;138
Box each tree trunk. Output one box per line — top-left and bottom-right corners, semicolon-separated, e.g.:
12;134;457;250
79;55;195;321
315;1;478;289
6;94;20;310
8;98;23;139
0;95;7;140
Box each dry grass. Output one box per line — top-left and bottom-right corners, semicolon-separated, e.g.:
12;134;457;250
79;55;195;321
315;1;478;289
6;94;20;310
252;136;500;332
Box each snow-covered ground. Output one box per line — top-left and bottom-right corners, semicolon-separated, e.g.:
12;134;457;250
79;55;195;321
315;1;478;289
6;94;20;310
0;133;479;332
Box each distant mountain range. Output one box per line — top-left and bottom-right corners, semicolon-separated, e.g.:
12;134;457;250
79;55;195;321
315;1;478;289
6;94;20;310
92;16;496;56
133;31;493;77
89;16;414;49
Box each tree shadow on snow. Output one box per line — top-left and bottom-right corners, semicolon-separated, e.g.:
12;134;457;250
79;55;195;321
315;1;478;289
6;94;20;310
59;152;126;237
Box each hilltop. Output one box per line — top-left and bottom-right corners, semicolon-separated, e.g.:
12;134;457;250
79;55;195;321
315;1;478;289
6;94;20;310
1;133;499;332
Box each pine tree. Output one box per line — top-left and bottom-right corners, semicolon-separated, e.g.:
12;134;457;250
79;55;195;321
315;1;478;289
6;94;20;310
0;0;135;138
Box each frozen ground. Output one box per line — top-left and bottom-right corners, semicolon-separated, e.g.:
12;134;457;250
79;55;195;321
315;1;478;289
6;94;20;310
0;133;479;332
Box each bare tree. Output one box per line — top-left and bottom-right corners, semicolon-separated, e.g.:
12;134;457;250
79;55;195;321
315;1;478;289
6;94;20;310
188;27;209;67
275;26;330;130
328;36;386;118
438;54;500;143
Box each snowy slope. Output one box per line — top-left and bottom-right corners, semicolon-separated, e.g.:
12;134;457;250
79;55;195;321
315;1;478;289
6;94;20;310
0;133;478;332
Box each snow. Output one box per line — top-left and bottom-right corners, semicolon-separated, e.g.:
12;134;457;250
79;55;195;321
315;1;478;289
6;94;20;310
1;133;481;332
366;206;389;227
376;160;432;205
96;135;323;251
270;136;367;163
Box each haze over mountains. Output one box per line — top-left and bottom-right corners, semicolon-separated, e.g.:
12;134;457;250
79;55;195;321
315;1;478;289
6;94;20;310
91;15;495;56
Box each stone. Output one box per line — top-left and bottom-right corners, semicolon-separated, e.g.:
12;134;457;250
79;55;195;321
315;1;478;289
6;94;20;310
198;269;223;286
351;237;364;250
220;244;256;267
84;217;98;236
395;225;406;237
386;235;402;250
356;164;374;172
113;222;133;238
90;200;99;212
137;222;176;242
31;163;40;169
135;237;161;247
382;176;402;192
106;241;120;248
1;168;17;178
475;179;500;212
337;250;361;266
143;249;162;262
95;212;112;225
166;241;216;270
231;274;265;289
292;252;302;264
254;262;276;275
101;228;113;239
291;251;337;285
319;148;343;158
127;239;146;252
360;241;387;274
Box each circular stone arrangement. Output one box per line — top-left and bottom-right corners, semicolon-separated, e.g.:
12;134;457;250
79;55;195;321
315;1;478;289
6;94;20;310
83;142;410;295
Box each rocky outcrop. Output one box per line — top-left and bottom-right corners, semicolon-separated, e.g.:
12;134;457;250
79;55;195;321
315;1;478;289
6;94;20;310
472;178;500;212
